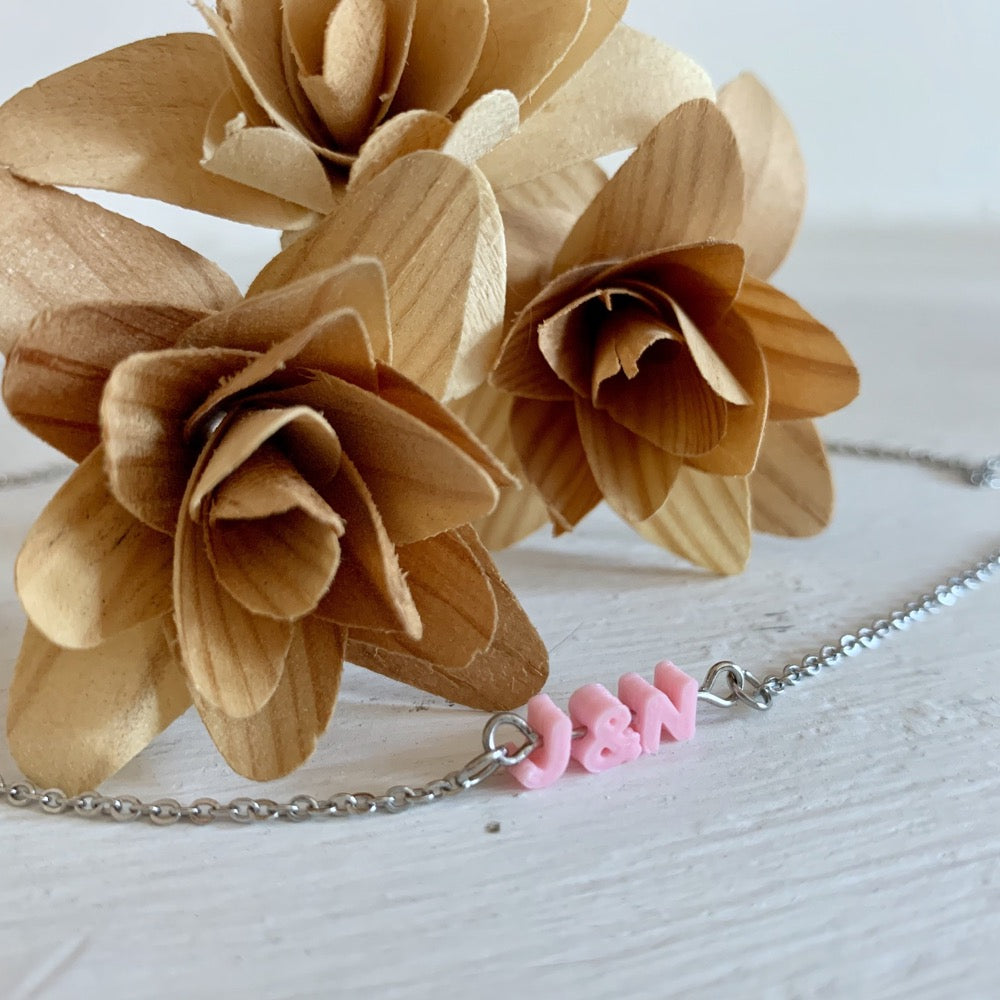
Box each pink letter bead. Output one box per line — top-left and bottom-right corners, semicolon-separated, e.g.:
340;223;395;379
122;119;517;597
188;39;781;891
510;695;573;790
618;661;698;753
569;684;642;773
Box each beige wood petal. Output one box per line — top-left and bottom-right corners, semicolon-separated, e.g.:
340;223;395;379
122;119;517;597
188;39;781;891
196;616;345;781
509;396;601;531
101;346;257;534
595;340;730;457
374;0;419;127
522;0;627;113
719;73;807;281
637;468;752;576
347;527;548;710
174;458;295;720
498;162;608;318
199;0;347;161
457;0;589;112
15;449;174;651
348;529;497;669
554;98;745;274
0;172;240;356
480;26;714;191
0;34;312;228
250;151;506;401
351;110;453;190
7;617;190;795
184;257;391;364
751;420;834;538
205;446;345;620
376;364;513;489
688;311;770;478
314;453;421;637
735;277;860;421
449;383;550;550
4;302;204;463
440;91;522;165
202;122;338;215
394;0;489;114
575;400;683;523
262;371;500;544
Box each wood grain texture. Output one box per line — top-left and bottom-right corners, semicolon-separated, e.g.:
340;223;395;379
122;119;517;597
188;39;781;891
1;226;998;999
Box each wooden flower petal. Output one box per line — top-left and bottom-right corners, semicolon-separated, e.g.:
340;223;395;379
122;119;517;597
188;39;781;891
719;73;807;281
351;110;452;189
184;257;391;366
251;151;505;401
596;339;729;457
7;617;190;795
555;99;745;274
751;420;834;538
480;27;714;191
523;0;627;113
314;453;421;637
373;0;418;127
575;401;683;523
441;91;521;165
101;347;256;534
394;0;489;114
0;34;312;228
688;311;770;478
637;468;752;575
0;172;240;356
206;446;344;620
376;364;514;489
449;383;550;550
457;0;589;111
202;122;338;215
16;449;173;650
347;527;548;711
509;397;601;531
196;617;345;781
349;529;497;670
735;277;860;421
498;162;607;318
175;456;295;720
4;303;203;463
263;371;500;544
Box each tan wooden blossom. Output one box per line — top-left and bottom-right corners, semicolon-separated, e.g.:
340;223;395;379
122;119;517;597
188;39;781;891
0;1;712;228
0;171;547;793
462;83;860;573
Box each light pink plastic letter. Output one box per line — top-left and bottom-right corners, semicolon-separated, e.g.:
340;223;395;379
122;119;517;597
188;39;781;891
618;661;698;754
569;684;642;773
510;695;573;790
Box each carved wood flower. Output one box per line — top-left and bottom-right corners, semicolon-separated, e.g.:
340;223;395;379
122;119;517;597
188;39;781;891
0;172;547;793
459;82;860;573
0;1;713;229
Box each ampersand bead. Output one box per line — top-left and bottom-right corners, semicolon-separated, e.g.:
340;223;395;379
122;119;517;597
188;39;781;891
618;661;698;754
509;695;573;790
569;684;642;773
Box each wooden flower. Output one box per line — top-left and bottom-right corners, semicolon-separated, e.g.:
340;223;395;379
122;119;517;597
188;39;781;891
0;171;547;793
0;2;713;228
461;84;860;573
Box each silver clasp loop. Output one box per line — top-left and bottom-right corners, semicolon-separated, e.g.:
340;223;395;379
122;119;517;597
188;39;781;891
698;661;773;712
482;713;539;766
971;456;1000;490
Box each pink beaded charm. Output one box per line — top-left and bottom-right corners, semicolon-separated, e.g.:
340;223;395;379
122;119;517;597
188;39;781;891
618;661;698;753
569;684;642;773
509;695;573;790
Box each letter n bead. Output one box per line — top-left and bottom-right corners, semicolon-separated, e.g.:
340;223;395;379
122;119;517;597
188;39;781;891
509;695;573;790
618;661;698;754
569;684;642;773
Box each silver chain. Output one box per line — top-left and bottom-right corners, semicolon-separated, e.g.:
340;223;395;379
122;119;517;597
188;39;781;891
0;444;996;823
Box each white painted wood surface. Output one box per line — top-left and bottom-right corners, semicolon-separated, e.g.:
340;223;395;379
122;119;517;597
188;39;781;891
1;226;998;1000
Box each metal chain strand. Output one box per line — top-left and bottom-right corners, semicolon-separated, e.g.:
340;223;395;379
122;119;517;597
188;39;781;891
0;444;995;822
699;442;1000;710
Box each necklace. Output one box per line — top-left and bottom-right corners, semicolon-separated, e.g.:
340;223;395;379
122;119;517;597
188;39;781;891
1;443;997;825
